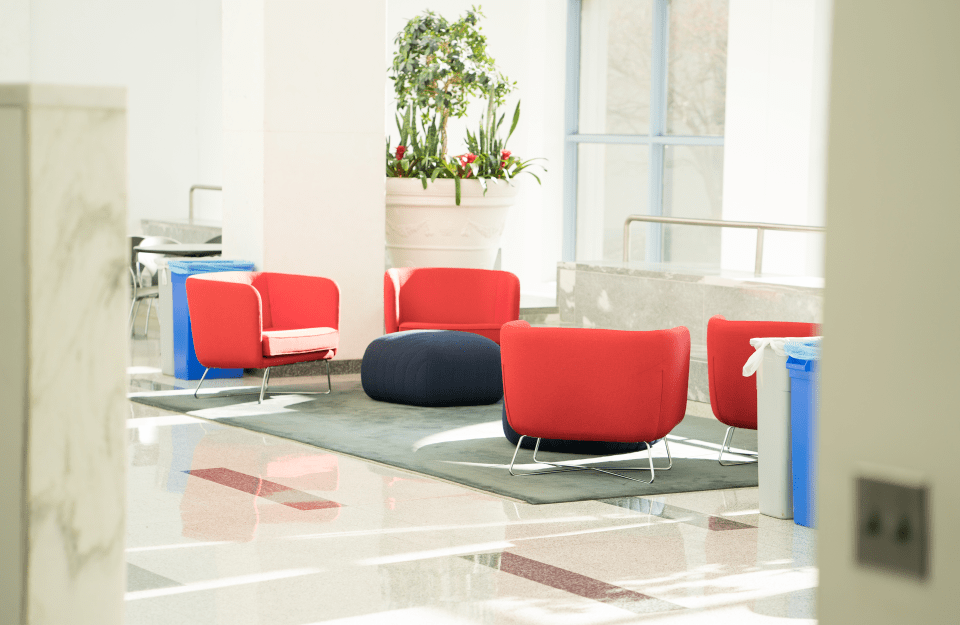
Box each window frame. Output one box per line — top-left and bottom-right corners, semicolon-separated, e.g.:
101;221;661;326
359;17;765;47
563;0;726;262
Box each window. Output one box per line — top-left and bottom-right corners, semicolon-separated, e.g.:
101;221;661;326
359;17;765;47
564;0;729;265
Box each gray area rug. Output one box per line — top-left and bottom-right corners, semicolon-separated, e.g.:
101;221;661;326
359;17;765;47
129;380;758;504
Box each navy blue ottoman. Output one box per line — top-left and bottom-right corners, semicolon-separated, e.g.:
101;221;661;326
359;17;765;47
501;406;655;454
361;331;503;407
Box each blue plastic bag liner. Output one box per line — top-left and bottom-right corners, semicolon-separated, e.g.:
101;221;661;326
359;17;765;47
168;259;255;275
743;336;821;376
170;259;255;379
784;337;822;361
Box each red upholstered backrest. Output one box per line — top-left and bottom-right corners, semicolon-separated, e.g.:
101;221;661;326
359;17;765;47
383;267;520;332
255;273;340;331
187;272;264;368
500;321;690;443
707;315;820;430
186;271;340;369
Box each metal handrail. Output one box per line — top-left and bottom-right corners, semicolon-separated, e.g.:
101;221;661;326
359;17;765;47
189;185;222;223
623;215;825;277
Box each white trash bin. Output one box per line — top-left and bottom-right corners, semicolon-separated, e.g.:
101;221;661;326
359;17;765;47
156;258;175;376
744;337;807;519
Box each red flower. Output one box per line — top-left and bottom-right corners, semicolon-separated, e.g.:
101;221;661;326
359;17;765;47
395;145;406;159
457;153;477;178
500;150;512;168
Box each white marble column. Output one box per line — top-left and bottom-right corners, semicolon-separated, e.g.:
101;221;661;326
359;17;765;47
223;0;387;359
0;84;127;625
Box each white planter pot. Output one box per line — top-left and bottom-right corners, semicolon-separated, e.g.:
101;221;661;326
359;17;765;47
385;177;518;269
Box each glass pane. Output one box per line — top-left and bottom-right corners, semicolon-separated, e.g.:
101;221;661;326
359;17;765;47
662;145;724;267
579;0;653;135
666;0;729;135
576;144;649;262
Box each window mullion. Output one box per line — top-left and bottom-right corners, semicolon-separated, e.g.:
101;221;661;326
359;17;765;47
562;0;582;262
646;0;670;263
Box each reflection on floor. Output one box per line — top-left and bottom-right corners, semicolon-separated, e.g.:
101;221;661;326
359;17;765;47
126;315;816;624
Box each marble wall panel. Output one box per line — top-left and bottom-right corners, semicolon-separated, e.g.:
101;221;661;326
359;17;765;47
0;84;127;625
688;359;710;404
556;260;824;405
701;280;823;327
0;101;28;624
557;264;576;324
572;270;706;346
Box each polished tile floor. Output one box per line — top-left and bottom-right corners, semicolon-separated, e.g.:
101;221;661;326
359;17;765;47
126;313;817;624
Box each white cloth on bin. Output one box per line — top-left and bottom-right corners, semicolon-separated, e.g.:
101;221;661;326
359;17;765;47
743;336;824;377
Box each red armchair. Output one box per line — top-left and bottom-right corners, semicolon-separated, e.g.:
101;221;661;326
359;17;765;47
707;315;819;464
384;267;520;344
500;321;690;483
186;271;340;403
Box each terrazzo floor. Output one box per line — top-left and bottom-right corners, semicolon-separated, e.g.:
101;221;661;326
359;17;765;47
125;309;817;624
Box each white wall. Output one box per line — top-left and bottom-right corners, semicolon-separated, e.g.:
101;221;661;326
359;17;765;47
2;0;224;233
385;0;567;293
819;1;960;622
721;0;830;277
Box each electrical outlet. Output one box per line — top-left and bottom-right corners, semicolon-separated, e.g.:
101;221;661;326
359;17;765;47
856;476;929;580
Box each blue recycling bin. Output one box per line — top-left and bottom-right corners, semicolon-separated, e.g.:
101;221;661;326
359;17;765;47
787;356;819;528
169;259;256;380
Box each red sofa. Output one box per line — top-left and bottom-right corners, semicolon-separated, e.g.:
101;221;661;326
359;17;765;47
707;315;819;463
185;271;340;402
500;320;690;482
384;267;520;344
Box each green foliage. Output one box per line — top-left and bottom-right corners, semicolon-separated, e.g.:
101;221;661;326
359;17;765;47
388;6;512;154
385;6;546;205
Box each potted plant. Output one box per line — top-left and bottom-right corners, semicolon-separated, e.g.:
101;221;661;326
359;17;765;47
384;6;544;269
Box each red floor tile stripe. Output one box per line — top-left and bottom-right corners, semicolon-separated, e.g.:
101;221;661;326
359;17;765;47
186;468;341;511
465;552;682;615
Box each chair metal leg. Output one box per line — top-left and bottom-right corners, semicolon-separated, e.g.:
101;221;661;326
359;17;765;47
143;298;153;336
130;299;143;337
717;426;759;466
192;361;335;402
128;298;137;331
508;436;673;484
193;367;211;399
258;367;271;404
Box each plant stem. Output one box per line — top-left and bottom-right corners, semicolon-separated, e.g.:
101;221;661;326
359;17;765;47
486;91;495;153
440;110;450;156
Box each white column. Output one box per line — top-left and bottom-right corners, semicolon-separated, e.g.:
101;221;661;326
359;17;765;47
0;84;127;625
223;1;386;359
819;1;960;622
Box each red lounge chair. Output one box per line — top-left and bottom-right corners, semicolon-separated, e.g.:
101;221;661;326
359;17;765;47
186;271;340;403
707;315;819;465
500;320;690;483
384;267;520;344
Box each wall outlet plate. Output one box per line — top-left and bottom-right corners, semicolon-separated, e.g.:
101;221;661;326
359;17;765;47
856;476;929;580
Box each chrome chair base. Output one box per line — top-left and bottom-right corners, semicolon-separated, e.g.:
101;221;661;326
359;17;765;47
193;360;333;404
508;437;673;484
717;426;759;466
